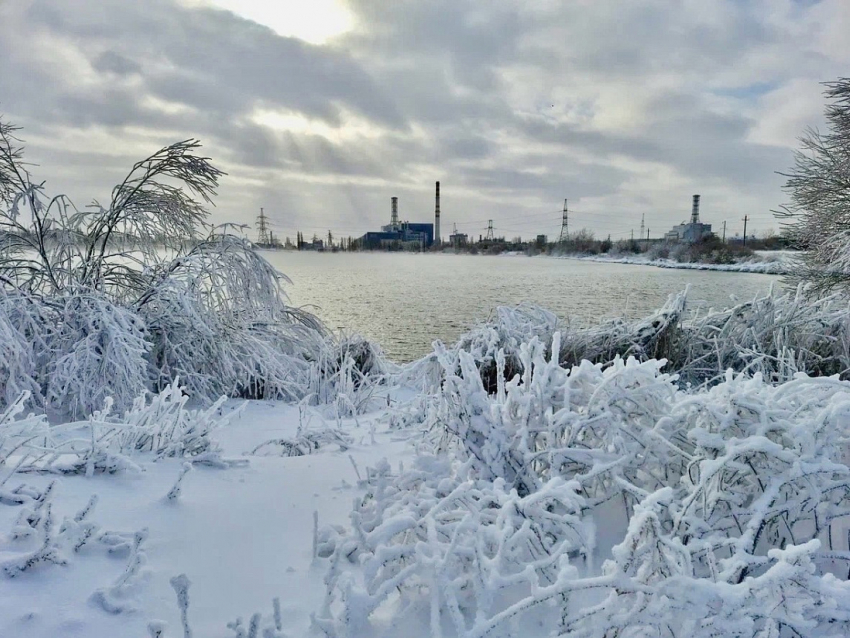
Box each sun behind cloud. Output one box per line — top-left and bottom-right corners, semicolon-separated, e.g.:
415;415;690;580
181;0;354;44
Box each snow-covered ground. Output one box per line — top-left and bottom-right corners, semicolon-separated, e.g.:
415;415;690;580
0;397;414;638
554;250;799;274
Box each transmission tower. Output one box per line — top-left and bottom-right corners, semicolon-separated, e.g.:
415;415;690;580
639;214;645;246
256;208;270;245
485;220;495;241
558;199;569;243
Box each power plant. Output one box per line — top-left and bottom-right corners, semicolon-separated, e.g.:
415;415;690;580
664;194;712;243
358;182;443;249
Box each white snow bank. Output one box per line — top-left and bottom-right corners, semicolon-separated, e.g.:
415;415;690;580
556;252;797;274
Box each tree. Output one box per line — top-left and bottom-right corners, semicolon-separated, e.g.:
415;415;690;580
777;78;850;294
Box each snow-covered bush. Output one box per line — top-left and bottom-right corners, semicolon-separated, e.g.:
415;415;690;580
326;334;850;636
305;334;390;417
673;286;850;385
0;116;221;301
0;116;347;414
429;333;680;503
139;233;326;402
550;494;850;638
429;294;685;396
47;291;150;416
776;77;850;295
315;456;592;638
103;382;241;462
429;286;850;396
451;303;564;393
0;384;242;475
0;289;47;409
667;372;850;581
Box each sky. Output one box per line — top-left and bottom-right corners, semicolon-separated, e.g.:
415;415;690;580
1;0;847;243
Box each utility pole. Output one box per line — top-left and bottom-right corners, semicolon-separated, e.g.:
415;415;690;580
722;221;727;243
558;199;569;243
256;208;270;245
486;220;495;241
742;215;748;247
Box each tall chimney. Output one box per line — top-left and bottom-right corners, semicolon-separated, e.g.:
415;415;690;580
391;196;398;229
435;181;441;245
691;194;700;225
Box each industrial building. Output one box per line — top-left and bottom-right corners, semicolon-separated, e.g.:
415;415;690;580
359;183;442;250
664;195;712;243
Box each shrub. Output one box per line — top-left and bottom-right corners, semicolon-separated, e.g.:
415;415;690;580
0;116;353;415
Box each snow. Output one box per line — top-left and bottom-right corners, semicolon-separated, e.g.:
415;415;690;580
555;252;798;274
0;397;414;637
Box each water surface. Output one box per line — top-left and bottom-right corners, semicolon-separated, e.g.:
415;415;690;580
265;252;783;362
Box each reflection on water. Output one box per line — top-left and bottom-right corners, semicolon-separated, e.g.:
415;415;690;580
264;252;783;363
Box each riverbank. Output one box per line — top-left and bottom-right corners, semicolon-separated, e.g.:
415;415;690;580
552;250;796;274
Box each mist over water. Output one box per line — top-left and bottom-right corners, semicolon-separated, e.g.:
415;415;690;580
266;252;783;363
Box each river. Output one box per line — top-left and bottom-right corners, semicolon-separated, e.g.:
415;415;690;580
264;251;784;362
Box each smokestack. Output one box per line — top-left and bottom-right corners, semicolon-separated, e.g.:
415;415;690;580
691;194;700;224
435;181;440;245
391;196;398;229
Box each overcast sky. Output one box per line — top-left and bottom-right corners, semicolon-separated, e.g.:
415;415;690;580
1;0;847;242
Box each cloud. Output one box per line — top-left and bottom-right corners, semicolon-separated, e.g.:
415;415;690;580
0;0;847;241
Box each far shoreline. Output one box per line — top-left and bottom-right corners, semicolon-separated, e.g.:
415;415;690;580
537;252;794;275
268;247;795;275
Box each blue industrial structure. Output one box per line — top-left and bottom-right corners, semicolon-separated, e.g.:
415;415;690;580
360;222;434;249
359;196;435;249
